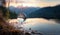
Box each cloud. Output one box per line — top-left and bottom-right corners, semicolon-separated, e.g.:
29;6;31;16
6;0;60;7
24;0;59;7
40;0;60;2
34;0;60;7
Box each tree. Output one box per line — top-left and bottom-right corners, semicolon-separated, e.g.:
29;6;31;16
6;10;10;20
9;11;17;19
6;0;10;20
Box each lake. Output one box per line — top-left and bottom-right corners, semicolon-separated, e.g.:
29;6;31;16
22;18;60;35
9;18;60;35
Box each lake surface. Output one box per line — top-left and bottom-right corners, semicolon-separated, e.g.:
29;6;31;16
10;18;60;35
21;18;60;35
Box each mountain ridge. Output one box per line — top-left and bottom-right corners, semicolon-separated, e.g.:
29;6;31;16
9;6;40;16
28;5;60;19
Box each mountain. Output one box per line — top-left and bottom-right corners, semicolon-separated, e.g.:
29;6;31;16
28;5;60;19
9;6;40;17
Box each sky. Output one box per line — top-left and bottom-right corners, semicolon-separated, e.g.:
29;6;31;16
6;0;60;7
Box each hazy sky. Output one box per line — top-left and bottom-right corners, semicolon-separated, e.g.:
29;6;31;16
6;0;60;7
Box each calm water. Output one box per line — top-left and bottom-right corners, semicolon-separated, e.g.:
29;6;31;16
21;19;60;35
11;18;60;35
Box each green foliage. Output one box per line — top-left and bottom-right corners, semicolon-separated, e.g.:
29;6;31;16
3;8;17;19
9;11;17;19
5;10;10;20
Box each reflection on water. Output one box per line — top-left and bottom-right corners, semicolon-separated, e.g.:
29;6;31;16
23;23;60;35
9;18;60;35
22;18;60;35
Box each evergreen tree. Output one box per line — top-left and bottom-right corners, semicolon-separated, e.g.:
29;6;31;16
6;10;10;20
9;11;17;19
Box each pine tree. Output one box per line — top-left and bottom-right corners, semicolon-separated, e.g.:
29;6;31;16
5;0;10;20
6;10;10;20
